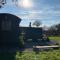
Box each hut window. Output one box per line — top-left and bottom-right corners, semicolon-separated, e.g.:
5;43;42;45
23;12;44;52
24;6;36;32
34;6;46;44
1;20;11;31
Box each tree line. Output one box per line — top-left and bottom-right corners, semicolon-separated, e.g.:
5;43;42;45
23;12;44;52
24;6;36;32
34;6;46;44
45;23;60;36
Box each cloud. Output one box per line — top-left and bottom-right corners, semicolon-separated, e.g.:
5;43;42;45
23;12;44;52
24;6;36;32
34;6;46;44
0;0;60;27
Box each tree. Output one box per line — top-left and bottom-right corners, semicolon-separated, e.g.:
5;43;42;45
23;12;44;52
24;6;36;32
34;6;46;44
55;24;60;35
0;0;6;8
47;23;60;36
56;24;60;30
33;20;42;27
0;0;18;8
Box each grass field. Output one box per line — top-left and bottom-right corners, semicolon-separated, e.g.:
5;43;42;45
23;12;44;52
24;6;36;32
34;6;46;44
16;50;60;60
49;36;60;40
49;36;60;45
15;36;60;60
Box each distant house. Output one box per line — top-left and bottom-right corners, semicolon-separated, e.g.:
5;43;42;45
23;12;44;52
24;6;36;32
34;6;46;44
0;13;21;49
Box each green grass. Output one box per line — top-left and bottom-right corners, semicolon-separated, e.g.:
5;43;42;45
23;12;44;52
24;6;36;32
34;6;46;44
49;36;60;45
15;36;60;60
49;36;60;40
15;50;60;60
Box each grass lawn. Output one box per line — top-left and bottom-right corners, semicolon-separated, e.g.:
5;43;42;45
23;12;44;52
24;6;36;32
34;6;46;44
15;50;60;60
49;36;60;40
49;36;60;45
15;36;60;60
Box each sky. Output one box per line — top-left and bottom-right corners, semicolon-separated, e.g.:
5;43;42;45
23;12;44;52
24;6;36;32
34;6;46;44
0;0;60;27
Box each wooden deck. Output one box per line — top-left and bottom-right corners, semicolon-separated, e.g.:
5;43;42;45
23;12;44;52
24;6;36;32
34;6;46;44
33;45;60;49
